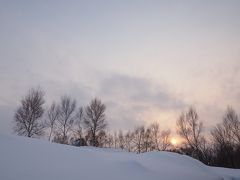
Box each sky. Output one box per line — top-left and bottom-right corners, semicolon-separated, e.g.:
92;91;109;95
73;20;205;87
0;0;240;136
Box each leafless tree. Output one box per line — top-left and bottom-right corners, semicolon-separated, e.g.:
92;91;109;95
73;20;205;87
13;88;45;137
149;123;161;150
132;126;145;153
73;107;84;139
142;127;152;152
104;133;114;148
44;102;59;141
211;124;229;146
222;107;240;144
124;131;134;152
84;98;107;146
211;107;240;148
97;130;108;147
113;131;118;148
55;96;76;144
118;130;125;150
176;107;205;158
211;107;240;167
160;129;171;151
149;123;171;151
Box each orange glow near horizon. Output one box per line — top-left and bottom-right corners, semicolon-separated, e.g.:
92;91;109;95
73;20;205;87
170;138;178;146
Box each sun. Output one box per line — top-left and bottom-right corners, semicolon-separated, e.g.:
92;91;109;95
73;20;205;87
170;138;178;146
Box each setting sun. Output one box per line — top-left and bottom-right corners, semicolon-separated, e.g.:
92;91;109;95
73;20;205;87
170;138;178;146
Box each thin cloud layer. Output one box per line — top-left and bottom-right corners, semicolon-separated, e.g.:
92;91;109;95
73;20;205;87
99;74;186;131
0;1;240;135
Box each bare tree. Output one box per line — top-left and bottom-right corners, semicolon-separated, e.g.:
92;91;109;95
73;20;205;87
118;130;125;150
176;107;205;159
13;88;45;137
113;131;118;148
160;129;171;151
222;107;240;144
73;107;84;139
211;107;240;145
149;123;171;151
44;102;59;141
84;98;107;146
97;130;107;147
149;123;160;150
124;131;134;152
55;96;76;144
211;107;240;167
142;127;152;152
132;126;145;153
104;133;114;148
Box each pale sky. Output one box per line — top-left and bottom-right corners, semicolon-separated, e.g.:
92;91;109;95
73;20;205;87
0;0;240;135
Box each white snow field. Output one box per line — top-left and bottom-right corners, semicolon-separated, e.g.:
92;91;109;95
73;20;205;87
0;134;239;180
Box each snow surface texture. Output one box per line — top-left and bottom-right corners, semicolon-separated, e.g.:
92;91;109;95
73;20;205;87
0;134;239;180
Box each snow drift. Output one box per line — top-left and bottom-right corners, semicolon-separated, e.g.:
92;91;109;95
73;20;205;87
0;134;239;180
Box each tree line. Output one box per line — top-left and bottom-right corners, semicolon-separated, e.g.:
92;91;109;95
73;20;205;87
13;87;240;168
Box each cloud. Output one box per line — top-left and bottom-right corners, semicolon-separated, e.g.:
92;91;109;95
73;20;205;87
99;73;186;131
100;73;185;109
0;72;186;134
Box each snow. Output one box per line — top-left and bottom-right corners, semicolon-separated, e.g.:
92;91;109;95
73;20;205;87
0;134;239;180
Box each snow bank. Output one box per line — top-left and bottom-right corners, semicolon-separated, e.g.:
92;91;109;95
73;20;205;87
0;134;239;180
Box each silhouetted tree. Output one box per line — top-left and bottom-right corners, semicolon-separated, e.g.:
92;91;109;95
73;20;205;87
118;130;125;150
222;107;240;144
211;107;240;168
177;107;205;160
113;131;118;148
13;88;45;137
73;107;84;139
132;126;145;153
84;98;107;146
54;96;76;144
97;130;107;147
149;123;171;151
142;126;152;152
104;133;114;148
149;123;161;150
44;102;59;141
160;129;171;151
124;131;134;152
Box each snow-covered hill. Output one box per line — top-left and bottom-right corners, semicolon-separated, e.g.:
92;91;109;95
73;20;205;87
0;134;239;180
